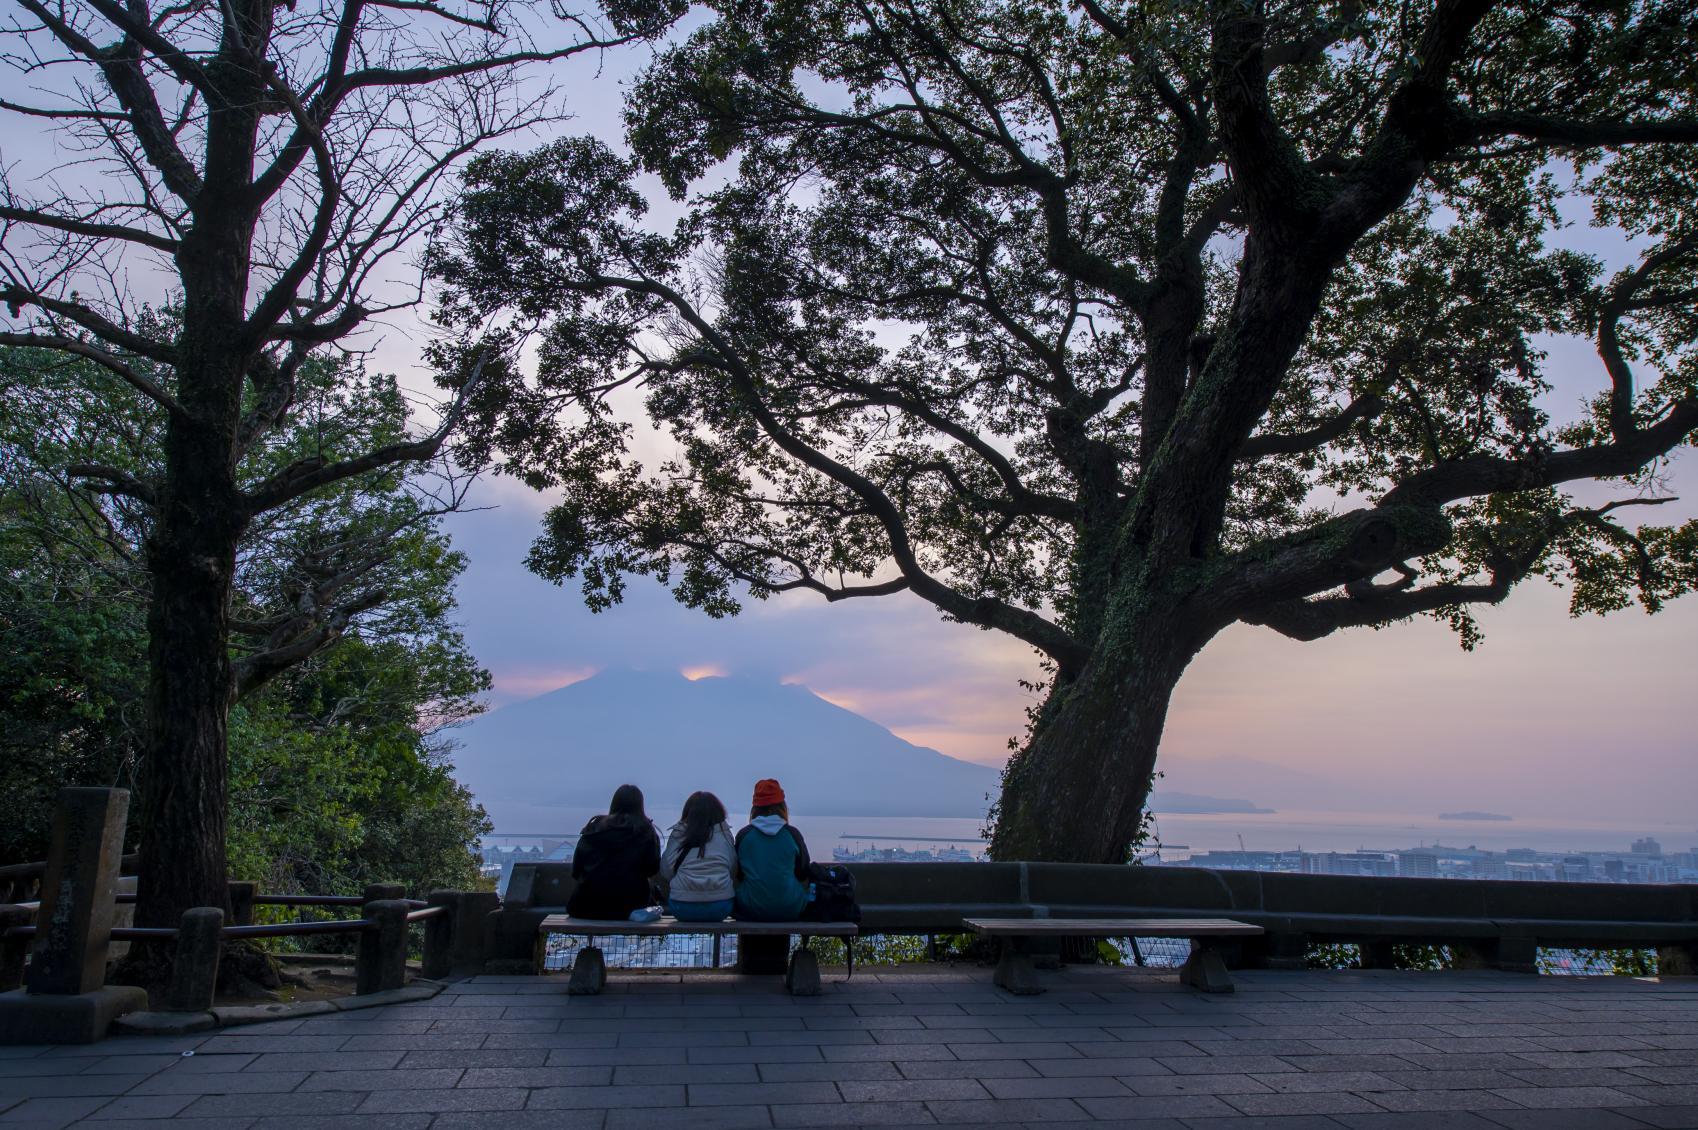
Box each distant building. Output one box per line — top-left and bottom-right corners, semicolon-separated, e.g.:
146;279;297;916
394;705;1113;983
1631;837;1663;857
1302;852;1397;878
1399;850;1439;879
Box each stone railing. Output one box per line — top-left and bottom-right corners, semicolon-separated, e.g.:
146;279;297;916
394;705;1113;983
492;859;1698;976
0;789;489;1044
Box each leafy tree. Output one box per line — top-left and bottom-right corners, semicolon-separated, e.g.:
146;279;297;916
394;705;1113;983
0;345;489;902
1;347;491;900
434;0;1698;862
0;0;675;933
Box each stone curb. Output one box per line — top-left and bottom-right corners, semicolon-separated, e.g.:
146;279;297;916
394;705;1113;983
110;978;444;1036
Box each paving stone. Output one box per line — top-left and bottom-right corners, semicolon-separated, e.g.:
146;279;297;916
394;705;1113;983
1509;1051;1653;1068
249;1116;434;1129
837;1079;990;1102
771;1100;936;1125
1070;1093;1241;1120
688;1081;841;1106
1123;1072;1274;1096
1249;1070;1408;1093
882;1060;1025;1081
1362;1088;1522;1112
77;1120;255;1130
291;1067;461;1091
0;1074;149;1098
1616;1106;1698;1129
180;1091;367;1118
1181;1119;1361;1130
694;1045;827;1064
432;1113;606;1130
1478;1110;1655;1129
399;1048;548;1068
759;1061;903;1082
923;1096;1093;1122
1618;1084;1698;1104
355;1086;529;1113
72;1055;181;1075
613;1063;759;1084
1030;1056;1172;1077
241;1051;403;1072
1487;1085;1650;1108
979;1075;1131;1099
602;1104;770;1129
528;1084;686;1109
1331;1115;1514;1130
197;1035;349;1054
0;1096;109;1126
547;1046;688;1066
81;1093;196;1119
1156;1054;1296;1074
459;1066;612;1087
1221;1090;1384;1116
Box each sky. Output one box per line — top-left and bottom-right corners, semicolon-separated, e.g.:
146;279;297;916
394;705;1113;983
2;21;1694;829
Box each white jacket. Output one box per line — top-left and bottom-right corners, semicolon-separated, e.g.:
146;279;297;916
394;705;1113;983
659;821;737;902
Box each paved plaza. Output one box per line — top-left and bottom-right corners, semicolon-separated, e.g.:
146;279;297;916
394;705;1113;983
2;965;1697;1129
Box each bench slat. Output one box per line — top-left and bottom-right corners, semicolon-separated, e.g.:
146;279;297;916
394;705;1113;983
965;917;1263;937
540;915;857;937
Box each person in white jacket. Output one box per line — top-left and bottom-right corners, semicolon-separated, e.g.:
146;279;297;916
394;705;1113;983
659;792;738;921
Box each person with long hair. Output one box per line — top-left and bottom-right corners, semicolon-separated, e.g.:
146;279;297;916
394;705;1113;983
733;779;812;921
658;791;737;922
568;784;660;919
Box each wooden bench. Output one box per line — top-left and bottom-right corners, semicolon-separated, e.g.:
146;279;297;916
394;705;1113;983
965;917;1264;994
539;915;858;996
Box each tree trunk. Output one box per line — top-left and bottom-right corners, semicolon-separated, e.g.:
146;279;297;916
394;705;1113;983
989;606;1198;863
131;416;246;931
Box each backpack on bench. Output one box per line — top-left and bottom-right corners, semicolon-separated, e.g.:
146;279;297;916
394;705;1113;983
803;862;861;923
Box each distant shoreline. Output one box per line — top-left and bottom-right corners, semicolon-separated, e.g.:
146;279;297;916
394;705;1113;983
1439;811;1514;821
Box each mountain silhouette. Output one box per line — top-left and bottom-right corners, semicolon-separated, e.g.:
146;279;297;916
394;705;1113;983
448;668;1001;823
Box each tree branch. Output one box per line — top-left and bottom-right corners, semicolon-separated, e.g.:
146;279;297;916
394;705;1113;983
242;351;489;514
0;204;178;254
1239;392;1384;459
0;331;186;417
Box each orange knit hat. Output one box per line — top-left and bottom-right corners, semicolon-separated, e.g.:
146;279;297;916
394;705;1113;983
752;778;785;807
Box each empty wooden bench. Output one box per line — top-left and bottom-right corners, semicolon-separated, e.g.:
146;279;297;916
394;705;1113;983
965;917;1264;994
539;915;858;996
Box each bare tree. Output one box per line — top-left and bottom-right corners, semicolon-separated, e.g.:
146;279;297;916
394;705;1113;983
0;0;665;943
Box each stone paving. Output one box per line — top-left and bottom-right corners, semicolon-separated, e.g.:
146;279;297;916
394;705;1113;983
2;965;1697;1129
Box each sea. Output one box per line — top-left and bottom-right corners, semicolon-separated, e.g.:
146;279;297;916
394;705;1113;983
485;805;1698;858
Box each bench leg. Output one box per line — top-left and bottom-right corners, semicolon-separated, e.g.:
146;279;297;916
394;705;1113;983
993;941;1043;995
1180;942;1235;994
786;944;821;996
567;946;606;996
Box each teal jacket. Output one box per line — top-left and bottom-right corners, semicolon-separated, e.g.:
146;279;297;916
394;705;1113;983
734;816;811;920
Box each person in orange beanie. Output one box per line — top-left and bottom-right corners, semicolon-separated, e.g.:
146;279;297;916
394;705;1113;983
733;778;811;920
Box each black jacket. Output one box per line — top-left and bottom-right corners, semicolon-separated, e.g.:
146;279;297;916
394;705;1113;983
568;816;660;919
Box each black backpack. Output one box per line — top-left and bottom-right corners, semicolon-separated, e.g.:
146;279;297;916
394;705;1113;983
804;862;861;923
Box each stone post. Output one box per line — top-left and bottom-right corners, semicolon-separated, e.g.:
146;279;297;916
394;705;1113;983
166;908;223;1013
1656;944;1696;977
228;882;257;927
0;906;29;992
452;892;499;975
1;788;147;1044
421;891;455;980
357;900;410;995
363;882;406;903
27;788;130;995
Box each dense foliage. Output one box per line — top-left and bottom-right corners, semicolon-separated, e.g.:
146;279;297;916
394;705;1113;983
435;0;1698;861
0;347;491;896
